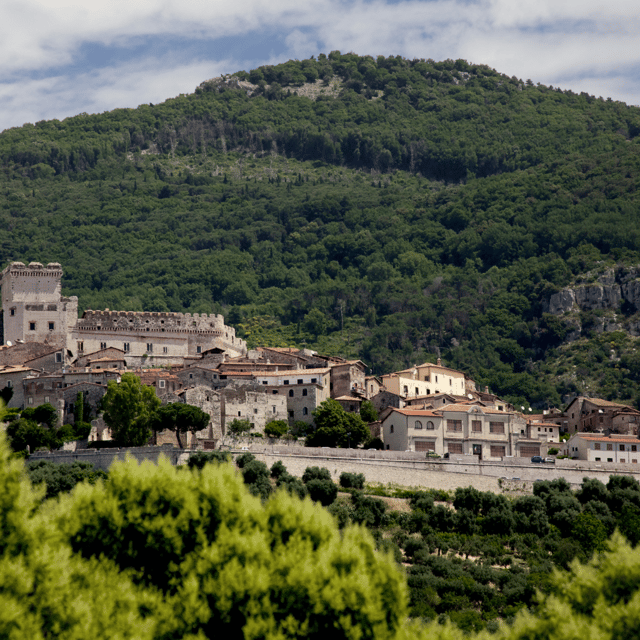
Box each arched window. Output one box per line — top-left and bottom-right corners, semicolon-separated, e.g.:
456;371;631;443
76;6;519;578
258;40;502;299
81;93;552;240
288;389;294;397
414;421;422;429
427;421;434;430
303;407;308;415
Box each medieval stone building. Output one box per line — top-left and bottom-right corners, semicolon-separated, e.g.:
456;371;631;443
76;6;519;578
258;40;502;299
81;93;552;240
0;261;247;366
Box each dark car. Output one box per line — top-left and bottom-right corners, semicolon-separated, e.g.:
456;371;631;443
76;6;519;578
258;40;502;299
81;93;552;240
531;456;543;463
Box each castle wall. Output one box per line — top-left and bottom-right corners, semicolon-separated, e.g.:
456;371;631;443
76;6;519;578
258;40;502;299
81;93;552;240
0;262;77;349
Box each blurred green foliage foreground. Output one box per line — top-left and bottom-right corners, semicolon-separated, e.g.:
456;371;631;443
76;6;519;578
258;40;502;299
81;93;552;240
2;429;640;640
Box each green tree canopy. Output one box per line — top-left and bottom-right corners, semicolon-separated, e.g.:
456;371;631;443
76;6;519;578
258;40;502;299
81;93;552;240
309;399;370;448
101;372;160;446
151;402;210;448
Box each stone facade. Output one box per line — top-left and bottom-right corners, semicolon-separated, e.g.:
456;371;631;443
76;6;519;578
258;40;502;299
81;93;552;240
1;261;247;366
0;262;77;349
74;309;246;366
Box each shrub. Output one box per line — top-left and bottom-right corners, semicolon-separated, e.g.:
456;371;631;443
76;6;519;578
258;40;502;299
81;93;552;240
270;460;288;479
236;452;256;468
302;466;332;483
264;420;289;438
339;472;365;490
306;479;338;506
188;451;231;469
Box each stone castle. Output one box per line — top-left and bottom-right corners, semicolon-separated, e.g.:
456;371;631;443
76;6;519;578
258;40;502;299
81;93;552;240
0;261;247;365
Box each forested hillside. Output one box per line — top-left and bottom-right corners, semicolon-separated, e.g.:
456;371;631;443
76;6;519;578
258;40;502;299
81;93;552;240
2;52;640;407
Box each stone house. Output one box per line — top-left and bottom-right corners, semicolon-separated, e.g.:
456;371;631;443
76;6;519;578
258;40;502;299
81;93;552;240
380;360;469;400
23;347;67;372
0;365;39;408
254;367;331;424
563;396;640;435
565;433;640;464
381;403;530;460
134;369;182;397
335;395;363;413
328;360;366;398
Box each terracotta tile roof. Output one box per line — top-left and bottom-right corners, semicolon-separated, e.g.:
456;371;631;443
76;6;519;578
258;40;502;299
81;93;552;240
334;395;363;402
389;408;440;417
437;403;514;415
584;397;633;409
576;435;640;444
257;368;330;377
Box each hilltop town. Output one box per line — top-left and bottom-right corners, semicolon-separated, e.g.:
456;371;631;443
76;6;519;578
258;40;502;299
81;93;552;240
1;260;639;466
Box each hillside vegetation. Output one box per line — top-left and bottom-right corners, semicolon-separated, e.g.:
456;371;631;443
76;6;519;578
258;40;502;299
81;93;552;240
2;52;640;406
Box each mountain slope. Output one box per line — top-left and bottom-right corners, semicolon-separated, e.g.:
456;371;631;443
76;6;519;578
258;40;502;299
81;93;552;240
2;52;640;407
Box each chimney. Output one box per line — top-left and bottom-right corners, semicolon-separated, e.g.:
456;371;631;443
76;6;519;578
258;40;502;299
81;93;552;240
437;357;442;366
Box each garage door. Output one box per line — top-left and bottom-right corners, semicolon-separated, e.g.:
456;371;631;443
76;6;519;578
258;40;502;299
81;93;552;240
520;445;540;457
415;440;435;452
447;442;463;454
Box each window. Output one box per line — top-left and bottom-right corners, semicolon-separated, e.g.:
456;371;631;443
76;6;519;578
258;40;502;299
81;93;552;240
124;343;130;352
28;398;33;405
489;422;505;434
254;408;258;414
159;380;165;389
238;411;241;417
415;387;419;395
311;378;317;384
5;380;11;388
78;342;84;352
415;441;435;452
288;411;294;418
163;347;168;354
284;380;289;385
272;406;276;413
608;458;613;462
446;420;462;432
414;421;422;429
29;322;36;331
620;444;626;451
146;343;153;353
55;352;62;363
100;342;107;350
426;421;434;430
607;444;613;451
633;446;638;452
435;375;438;382
298;379;303;384
448;442;463;454
288;389;294;397
9;308;15;316
48;322;55;331
594;443;601;450
472;420;482;432
595;457;601;461
302;389;308;397
189;373;193;379
490;446;506;457
44;396;49;403
390;425;394;433
403;386;408;395
303;407;308;416
196;346;202;354
621;459;626;464
272;390;278;394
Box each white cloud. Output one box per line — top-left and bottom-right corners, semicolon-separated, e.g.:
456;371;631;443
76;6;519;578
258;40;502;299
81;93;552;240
1;0;640;131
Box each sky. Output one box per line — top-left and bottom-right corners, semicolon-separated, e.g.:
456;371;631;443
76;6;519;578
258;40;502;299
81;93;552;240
1;0;638;133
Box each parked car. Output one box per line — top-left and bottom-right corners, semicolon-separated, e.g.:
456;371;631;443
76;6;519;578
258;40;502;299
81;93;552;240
544;457;556;464
531;456;543;463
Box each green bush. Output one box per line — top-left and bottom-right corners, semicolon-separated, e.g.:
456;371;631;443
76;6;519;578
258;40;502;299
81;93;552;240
264;420;289;438
187;450;231;469
302;466;332;483
306;479;338;506
235;452;256;468
340;472;365;490
270;460;288;479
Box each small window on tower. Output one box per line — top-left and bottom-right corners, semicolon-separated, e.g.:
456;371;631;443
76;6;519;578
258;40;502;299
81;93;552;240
29;322;36;331
10;308;15;316
49;322;55;331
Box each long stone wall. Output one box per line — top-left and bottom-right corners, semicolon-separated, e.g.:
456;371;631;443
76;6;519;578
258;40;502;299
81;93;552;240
32;445;640;494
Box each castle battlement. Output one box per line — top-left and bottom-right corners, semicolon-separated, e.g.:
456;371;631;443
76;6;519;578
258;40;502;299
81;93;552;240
1;261;246;362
